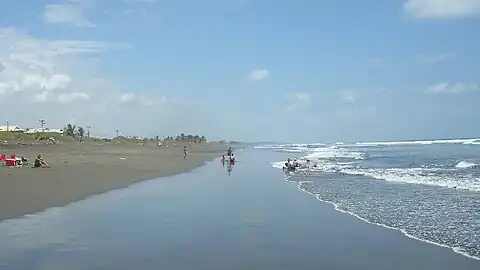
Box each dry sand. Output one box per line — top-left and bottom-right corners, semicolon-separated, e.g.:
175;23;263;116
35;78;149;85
0;141;227;221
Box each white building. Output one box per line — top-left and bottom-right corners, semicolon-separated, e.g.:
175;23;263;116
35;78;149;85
24;128;64;134
0;125;25;132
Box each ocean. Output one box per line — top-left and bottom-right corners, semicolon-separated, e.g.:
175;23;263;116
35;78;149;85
258;138;480;260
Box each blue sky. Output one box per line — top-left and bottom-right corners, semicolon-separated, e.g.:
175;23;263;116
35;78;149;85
0;0;479;142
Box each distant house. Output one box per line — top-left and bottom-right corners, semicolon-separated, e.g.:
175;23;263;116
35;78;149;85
24;128;41;134
24;128;64;134
0;125;25;132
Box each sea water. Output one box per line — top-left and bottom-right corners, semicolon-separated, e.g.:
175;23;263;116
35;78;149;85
261;138;480;260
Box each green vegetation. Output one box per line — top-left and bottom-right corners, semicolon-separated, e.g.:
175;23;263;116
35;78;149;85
1;123;210;145
0;131;72;142
62;124;88;142
163;133;207;143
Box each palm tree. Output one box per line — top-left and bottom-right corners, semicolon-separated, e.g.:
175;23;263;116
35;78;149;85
64;124;76;136
77;126;85;142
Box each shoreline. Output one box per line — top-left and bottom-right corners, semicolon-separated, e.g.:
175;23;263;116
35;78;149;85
288;178;480;261
0;142;226;221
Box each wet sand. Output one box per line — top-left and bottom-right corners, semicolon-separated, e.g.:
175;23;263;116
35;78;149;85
0;142;226;221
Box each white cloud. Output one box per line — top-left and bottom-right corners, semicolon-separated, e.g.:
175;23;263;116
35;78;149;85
404;0;480;19
33;91;49;103
0;27;219;139
44;1;95;27
42;74;72;91
339;90;357;103
286;92;311;110
58;92;90;103
421;52;455;64
248;68;269;81
426;82;479;94
119;92;167;106
0;82;8;96
0;29;126;132
120;92;136;103
0;28;109;99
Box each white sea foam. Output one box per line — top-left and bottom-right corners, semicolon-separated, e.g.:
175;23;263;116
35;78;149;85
257;138;480;150
254;143;325;150
456;161;477;169
272;139;480;260
281;175;480;261
306;147;365;160
297;161;480;192
271;161;285;169
267;139;480;192
354;138;480;147
463;140;480;145
342;167;480;192
273;159;480;192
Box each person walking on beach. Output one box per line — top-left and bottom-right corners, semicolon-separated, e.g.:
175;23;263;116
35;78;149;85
184;145;188;159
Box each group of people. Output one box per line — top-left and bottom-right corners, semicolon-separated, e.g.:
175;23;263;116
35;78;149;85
1;154;49;168
221;147;236;164
283;157;317;172
283;158;300;172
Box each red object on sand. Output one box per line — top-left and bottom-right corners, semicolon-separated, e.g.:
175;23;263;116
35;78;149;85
0;154;5;161
5;159;16;166
10;154;16;159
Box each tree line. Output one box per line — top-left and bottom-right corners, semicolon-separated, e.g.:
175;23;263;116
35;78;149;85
163;133;207;143
63;124;207;143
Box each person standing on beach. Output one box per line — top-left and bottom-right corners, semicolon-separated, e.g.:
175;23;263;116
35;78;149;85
184;145;188;159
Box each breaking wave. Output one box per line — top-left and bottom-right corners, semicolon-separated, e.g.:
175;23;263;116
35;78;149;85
263;138;480;260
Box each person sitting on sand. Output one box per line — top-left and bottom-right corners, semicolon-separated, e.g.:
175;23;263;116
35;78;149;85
34;154;50;168
20;156;28;166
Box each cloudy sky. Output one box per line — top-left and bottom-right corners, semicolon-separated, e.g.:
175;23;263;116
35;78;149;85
0;0;479;142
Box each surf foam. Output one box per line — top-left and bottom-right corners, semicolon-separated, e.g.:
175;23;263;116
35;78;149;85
456;161;477;169
266;140;480;192
353;138;480;147
281;174;480;261
275;162;480;192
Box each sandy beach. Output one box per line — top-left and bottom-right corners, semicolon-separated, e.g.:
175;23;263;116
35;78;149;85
0;141;226;221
